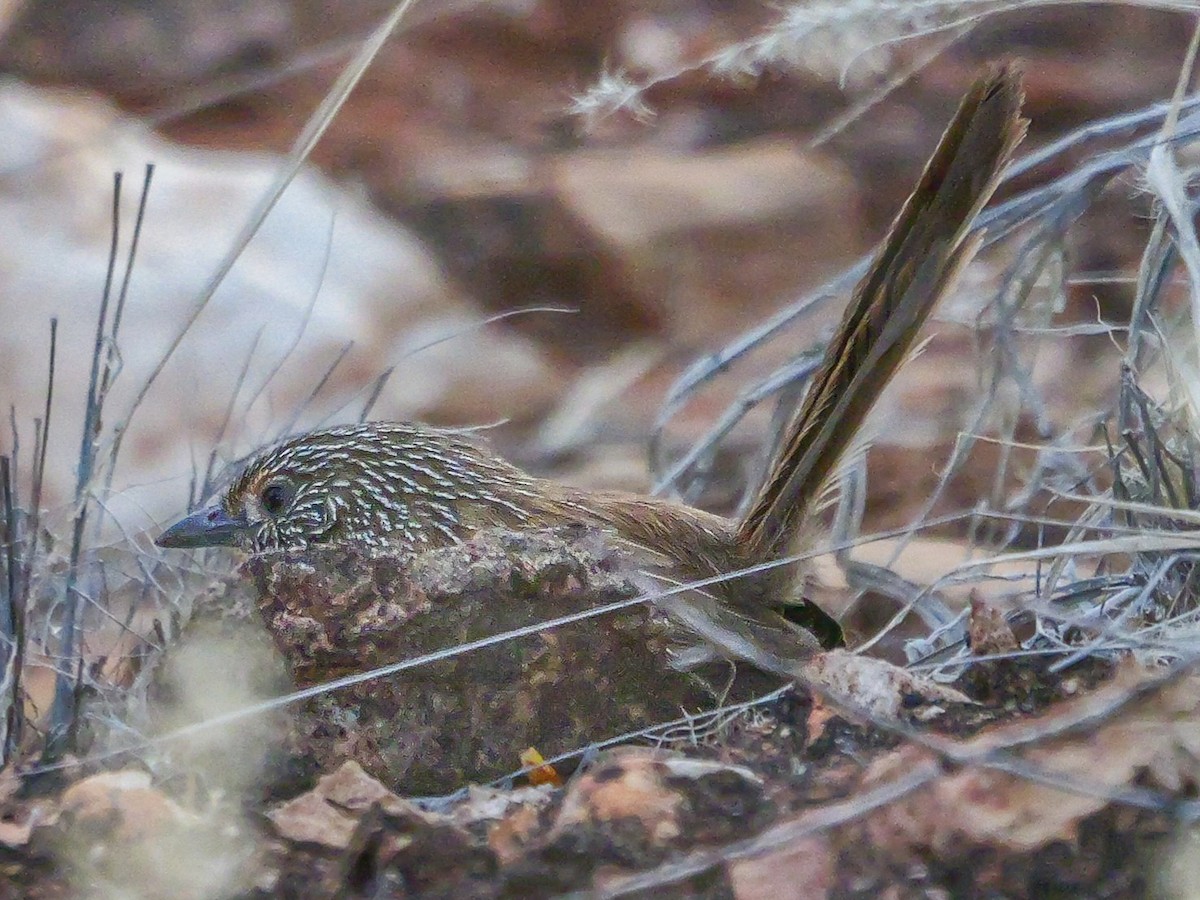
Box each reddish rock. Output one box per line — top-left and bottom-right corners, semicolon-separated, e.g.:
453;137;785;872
245;526;782;794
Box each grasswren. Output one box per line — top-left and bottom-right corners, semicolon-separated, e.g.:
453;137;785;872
159;66;1027;669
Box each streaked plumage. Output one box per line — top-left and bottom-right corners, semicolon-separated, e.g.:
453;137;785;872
158;67;1027;667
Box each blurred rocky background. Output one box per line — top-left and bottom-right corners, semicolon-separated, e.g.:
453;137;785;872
0;0;1187;538
3;6;1199;895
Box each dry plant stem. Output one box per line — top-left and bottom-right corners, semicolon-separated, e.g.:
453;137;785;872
0;40;357;182
488;685;795;789
157;68;1029;671
109;0;420;473
654;354;823;500
660;87;1200;471
274;342;355;459
587;768;942;899
269;307;579;447
44;168;152;752
202;328;267;499
16;320;58;738
1147;18;1200;351
601;654;1200;897
0;455;20;764
23;318;56;597
38;511;973;780
861;526;1200;659
808;24;969;148
94;165;155;511
5;415;17;532
46;174;126;755
600;756;1173;899
1;458;15;640
649;40;1200;498
32;14;1200;878
0;0;493;186
234;215;335;434
862;199;1085;579
1049;554;1180;673
893;229;1064;558
654;94;1200;501
353;306;577;424
573;0;1200;131
29;507;1200;785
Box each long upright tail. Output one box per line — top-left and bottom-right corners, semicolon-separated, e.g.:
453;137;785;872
737;64;1026;563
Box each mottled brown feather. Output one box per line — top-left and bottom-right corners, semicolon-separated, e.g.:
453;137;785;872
165;66;1027;666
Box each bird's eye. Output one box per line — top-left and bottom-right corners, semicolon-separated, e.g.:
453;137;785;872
260;482;292;516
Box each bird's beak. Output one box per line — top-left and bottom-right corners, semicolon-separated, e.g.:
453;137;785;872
156;504;247;549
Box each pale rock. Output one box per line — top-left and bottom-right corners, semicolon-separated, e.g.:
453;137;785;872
550;139;864;343
0;80;559;535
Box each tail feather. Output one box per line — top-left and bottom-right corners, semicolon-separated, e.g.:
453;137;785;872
738;64;1027;562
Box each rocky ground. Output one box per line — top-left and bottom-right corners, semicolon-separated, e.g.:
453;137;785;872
0;543;1187;897
1;0;1199;897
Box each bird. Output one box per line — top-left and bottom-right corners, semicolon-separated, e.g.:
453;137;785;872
157;66;1027;669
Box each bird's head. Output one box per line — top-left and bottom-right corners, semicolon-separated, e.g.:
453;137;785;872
155;423;472;553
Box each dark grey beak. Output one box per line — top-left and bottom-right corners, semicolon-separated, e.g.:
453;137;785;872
156;504;247;549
